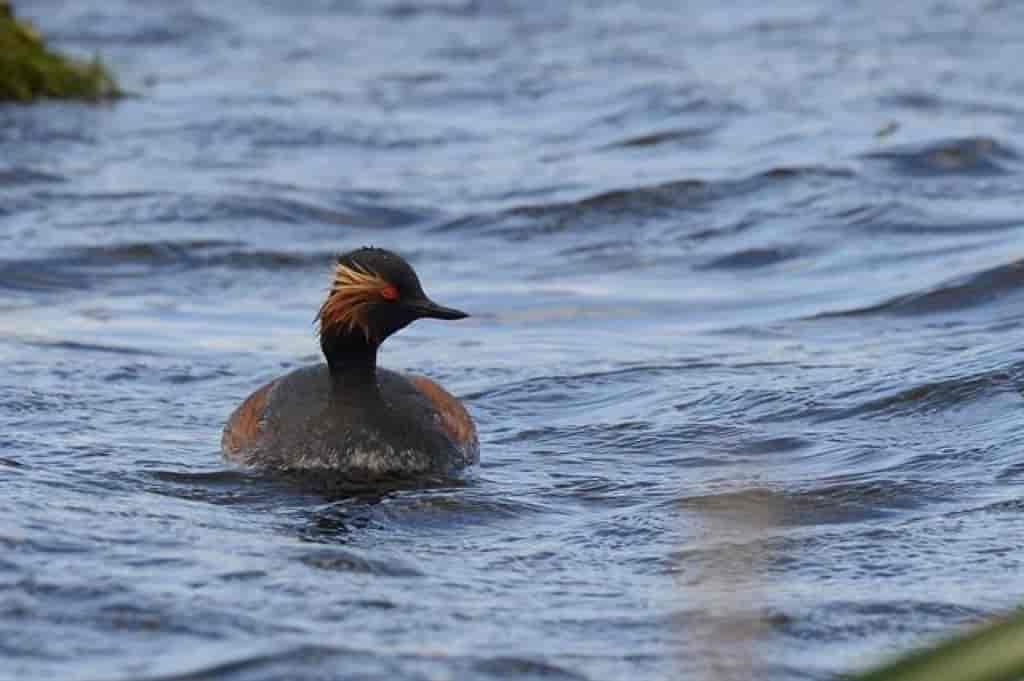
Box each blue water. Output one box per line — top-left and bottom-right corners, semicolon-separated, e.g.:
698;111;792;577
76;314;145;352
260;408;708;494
4;1;1024;679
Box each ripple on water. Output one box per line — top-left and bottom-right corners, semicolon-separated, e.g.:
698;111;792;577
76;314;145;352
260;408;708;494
863;136;1019;176
598;125;720;151
294;548;423;577
831;198;1024;237
813;258;1024;318
118;644;596;681
678;478;968;528
0;167;66;185
771;599;986;645
818;366;1022;421
32;189;427;232
472;656;591;680
695;245;811;271
433;166;851;244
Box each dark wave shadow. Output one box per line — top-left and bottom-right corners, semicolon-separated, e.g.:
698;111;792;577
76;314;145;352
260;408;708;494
863;136;1018;176
695;245;811;271
0;166;66;186
815;365;1021;423
433;166;853;241
18;339;164;357
115;643;591;681
599;125;718;151
0;242;328;295
811;257;1024;318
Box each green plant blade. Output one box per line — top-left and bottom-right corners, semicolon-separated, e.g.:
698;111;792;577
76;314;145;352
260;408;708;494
852;609;1024;681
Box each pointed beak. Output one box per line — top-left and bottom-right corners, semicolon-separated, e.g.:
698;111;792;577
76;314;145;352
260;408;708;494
407;298;469;321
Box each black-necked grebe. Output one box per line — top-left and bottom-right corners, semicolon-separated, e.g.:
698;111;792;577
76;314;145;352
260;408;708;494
222;247;478;479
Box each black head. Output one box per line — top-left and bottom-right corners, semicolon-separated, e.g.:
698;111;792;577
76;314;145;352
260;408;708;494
317;248;467;368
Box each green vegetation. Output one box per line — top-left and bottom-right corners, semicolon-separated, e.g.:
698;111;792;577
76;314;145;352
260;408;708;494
0;1;118;101
853;608;1024;681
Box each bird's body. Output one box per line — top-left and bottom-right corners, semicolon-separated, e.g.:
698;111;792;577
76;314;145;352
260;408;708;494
221;248;478;480
222;364;478;478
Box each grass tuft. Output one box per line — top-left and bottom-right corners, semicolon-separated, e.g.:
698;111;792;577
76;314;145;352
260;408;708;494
0;1;119;102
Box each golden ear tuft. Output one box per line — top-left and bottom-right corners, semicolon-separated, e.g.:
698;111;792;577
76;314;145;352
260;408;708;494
316;261;391;342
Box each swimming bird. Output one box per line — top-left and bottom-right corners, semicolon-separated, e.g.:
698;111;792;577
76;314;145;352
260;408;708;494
222;247;478;480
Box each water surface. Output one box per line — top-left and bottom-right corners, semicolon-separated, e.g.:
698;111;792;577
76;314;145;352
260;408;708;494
3;1;1024;679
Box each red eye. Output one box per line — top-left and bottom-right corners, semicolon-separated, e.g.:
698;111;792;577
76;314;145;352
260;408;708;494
380;285;399;301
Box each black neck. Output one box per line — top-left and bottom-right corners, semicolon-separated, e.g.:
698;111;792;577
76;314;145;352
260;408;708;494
321;332;379;384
